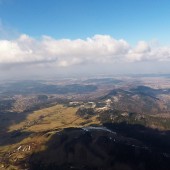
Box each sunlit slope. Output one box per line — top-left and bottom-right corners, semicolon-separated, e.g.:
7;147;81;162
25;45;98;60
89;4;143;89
0;104;100;170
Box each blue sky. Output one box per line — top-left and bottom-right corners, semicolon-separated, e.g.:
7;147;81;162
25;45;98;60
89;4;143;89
1;0;170;78
0;0;170;44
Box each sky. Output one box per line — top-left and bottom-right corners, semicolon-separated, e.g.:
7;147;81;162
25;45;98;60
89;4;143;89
0;0;170;79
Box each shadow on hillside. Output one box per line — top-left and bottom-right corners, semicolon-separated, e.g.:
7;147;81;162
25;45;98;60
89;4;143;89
0;101;63;147
104;122;170;153
0;111;33;146
0;130;32;146
27;122;170;170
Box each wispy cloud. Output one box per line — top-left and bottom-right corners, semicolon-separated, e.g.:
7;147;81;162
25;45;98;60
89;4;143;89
0;0;12;4
0;20;19;39
0;0;7;5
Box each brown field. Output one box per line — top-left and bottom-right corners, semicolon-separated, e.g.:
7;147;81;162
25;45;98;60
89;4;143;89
0;104;100;169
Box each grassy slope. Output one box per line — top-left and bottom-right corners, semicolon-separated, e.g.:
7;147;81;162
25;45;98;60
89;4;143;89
1;104;170;169
0;104;100;169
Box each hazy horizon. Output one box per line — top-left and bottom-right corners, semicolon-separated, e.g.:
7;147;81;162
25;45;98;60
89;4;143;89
1;0;170;79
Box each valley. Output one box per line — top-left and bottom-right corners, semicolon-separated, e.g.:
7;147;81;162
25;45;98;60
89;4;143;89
1;75;170;169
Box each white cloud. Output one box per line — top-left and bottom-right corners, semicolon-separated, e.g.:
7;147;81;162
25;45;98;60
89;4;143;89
0;34;170;69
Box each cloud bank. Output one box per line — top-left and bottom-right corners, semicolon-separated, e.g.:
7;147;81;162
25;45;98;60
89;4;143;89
0;34;170;70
